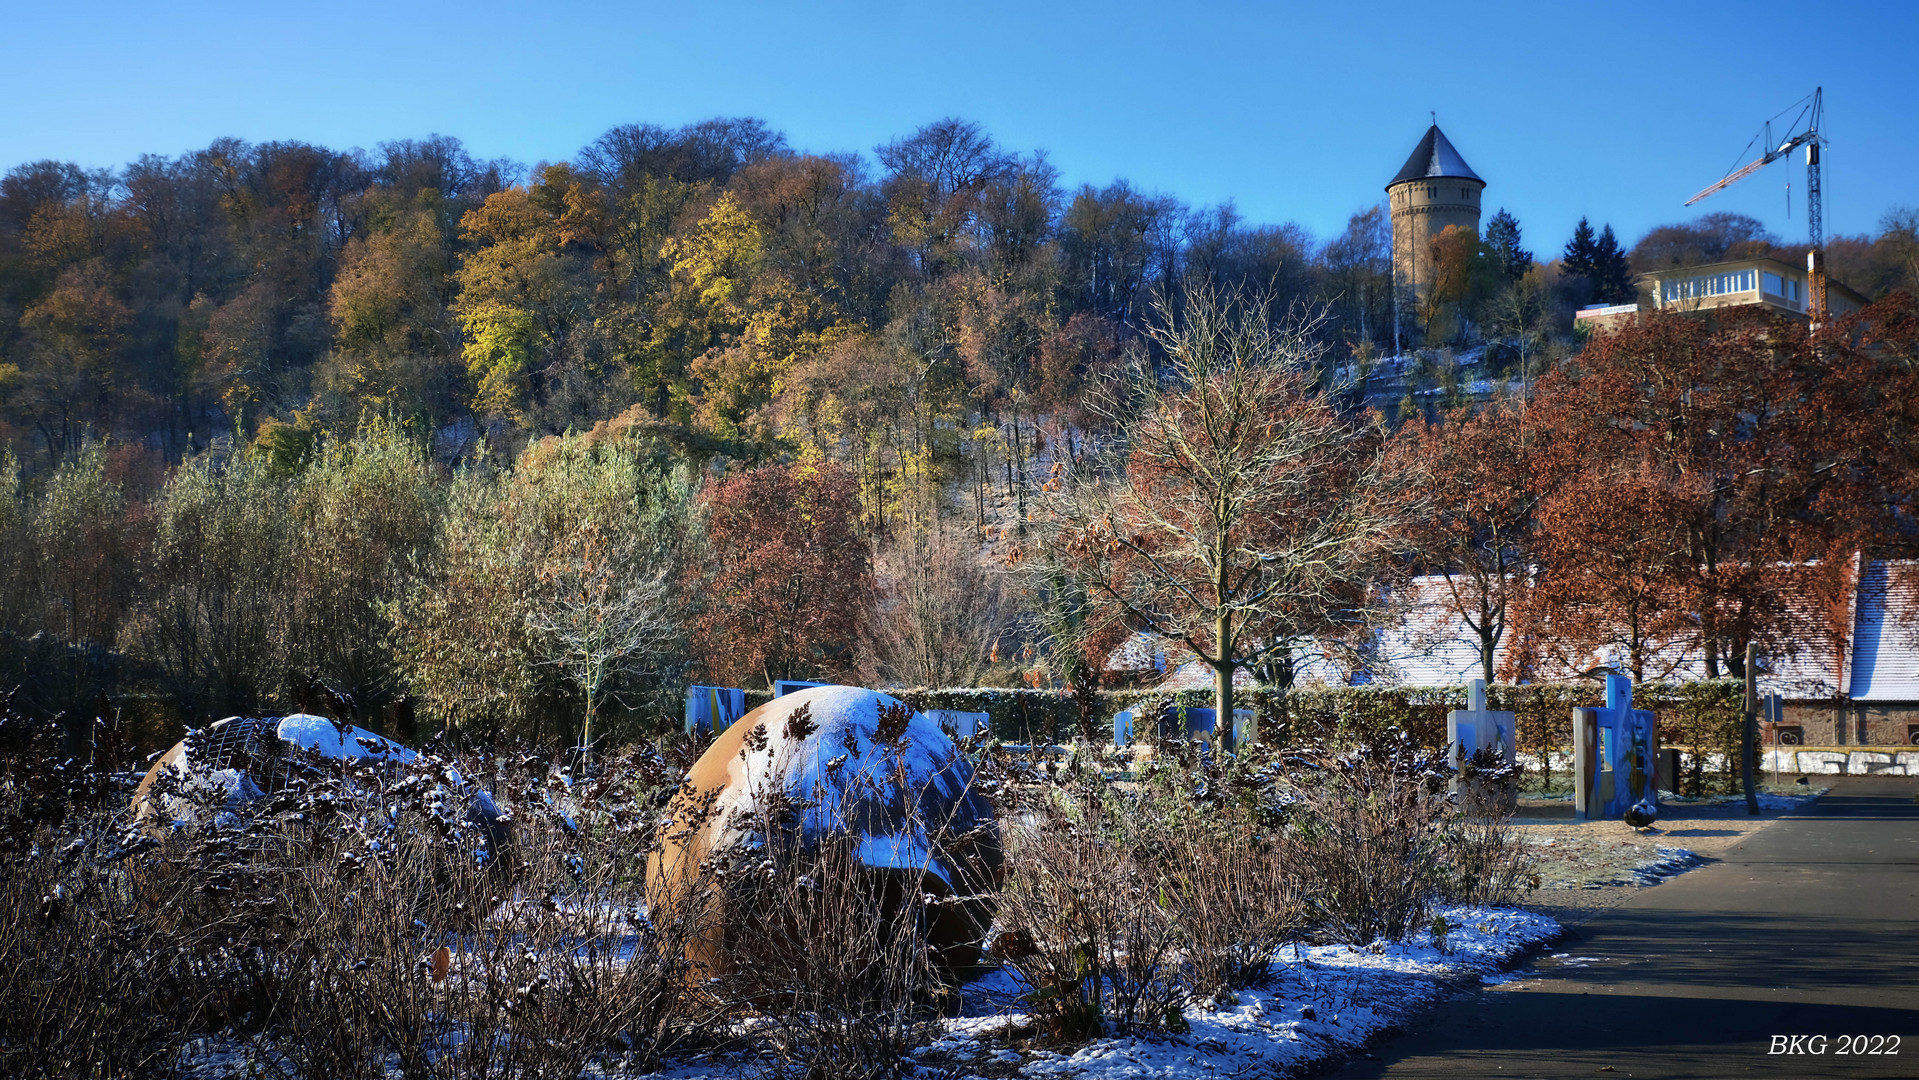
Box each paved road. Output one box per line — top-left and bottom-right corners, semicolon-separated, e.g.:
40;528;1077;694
1329;776;1919;1080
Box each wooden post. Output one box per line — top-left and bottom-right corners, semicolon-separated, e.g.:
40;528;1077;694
1742;641;1761;816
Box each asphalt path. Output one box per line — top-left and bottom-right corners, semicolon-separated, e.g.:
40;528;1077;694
1328;776;1919;1080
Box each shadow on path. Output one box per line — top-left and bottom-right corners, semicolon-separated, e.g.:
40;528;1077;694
1327;777;1919;1080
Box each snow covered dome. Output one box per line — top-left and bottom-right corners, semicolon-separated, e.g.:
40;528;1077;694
646;685;1003;973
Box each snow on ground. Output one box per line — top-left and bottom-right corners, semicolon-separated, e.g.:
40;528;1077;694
177;906;1558;1080
961;906;1558;1080
1516;786;1824;891
1628;846;1703;885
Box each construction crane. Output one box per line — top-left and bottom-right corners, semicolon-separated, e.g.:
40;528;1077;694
1685;88;1828;322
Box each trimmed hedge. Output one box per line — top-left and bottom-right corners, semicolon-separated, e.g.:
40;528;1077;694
892;680;1749;795
892;688;1084;745
728;679;1751;796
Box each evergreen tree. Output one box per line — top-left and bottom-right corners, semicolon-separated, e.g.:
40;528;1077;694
1484;208;1532;282
1592;224;1635;303
1562;218;1636;305
1562;216;1599;281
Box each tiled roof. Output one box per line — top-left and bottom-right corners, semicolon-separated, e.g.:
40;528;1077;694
1373;576;1507;685
1104;631;1169;673
1095;563;1919;700
1157;661;1259;691
1849;561;1919;700
1372;565;1912;700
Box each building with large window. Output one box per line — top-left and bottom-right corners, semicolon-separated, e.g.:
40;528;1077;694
1575;254;1867;333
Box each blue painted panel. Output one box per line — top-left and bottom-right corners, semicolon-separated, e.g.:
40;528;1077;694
1113;706;1253;749
773;679;832;698
1578;675;1660;820
1178;706;1218;738
685;685;746;736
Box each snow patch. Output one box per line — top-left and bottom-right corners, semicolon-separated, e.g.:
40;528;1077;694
1630;846;1702;885
996;905;1557;1079
274;714;416;762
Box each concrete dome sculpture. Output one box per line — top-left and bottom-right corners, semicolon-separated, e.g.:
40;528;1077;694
645;685;1003;977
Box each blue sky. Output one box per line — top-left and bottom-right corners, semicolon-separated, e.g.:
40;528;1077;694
4;0;1915;255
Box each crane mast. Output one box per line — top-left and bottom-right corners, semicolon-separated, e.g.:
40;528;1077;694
1684;88;1827;323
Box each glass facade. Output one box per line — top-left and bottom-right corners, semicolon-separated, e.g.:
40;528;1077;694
1660;269;1757;303
1762;271;1803;304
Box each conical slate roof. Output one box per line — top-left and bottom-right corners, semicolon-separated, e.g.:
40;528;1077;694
1387;125;1484;188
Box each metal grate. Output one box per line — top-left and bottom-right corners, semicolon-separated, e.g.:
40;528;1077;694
188;717;307;795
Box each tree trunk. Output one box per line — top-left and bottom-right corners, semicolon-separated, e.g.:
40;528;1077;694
1213;657;1234;746
1214;610;1234;742
581;681;595;774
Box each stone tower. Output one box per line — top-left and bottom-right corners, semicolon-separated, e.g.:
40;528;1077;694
1386;124;1485;323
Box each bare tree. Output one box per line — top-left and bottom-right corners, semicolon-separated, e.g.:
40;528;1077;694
1481;269;1555;392
858;521;1006;688
525;520;674;769
1024;283;1419;723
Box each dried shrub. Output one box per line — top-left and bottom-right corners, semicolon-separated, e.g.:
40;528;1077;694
992;792;1186;1041
987;742;1302;1039
1281;731;1454;945
1;685;1549;1076
1159;806;1301;1002
1439;812;1540;908
1;706;716;1079
1434;744;1537;907
0;706;206;1077
226;744;710;1079
717;835;944;1080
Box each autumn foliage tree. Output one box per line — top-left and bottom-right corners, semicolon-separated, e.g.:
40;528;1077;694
1513;462;1698;682
690;460;868;688
1520;312;1789;678
1512;297;1919;680
1401;393;1542;684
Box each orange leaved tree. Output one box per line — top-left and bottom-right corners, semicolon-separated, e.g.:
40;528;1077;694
690;461;868;689
1400;393;1545;685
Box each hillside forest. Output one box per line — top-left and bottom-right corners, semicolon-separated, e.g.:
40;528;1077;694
2;117;1918;751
